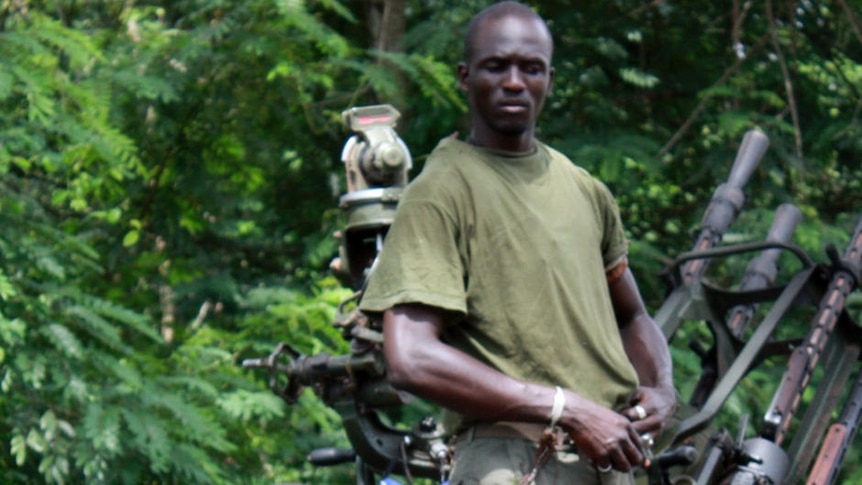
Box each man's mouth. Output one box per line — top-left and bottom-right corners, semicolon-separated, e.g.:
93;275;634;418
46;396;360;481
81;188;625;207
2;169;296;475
499;101;529;113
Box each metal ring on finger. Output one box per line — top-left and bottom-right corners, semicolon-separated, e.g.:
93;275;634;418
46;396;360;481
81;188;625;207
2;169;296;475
640;433;654;448
633;404;647;421
597;463;612;473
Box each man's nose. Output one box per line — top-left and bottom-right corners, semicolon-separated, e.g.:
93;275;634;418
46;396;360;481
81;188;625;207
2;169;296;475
502;66;526;91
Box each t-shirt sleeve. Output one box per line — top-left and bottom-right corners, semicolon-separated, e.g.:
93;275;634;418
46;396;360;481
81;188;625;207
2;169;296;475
359;195;467;316
595;181;629;267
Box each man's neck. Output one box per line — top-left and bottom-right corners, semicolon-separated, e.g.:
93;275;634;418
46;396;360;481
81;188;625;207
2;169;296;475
467;131;535;153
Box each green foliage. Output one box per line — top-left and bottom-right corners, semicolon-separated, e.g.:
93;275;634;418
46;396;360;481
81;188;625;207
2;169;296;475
0;1;365;482
3;0;862;483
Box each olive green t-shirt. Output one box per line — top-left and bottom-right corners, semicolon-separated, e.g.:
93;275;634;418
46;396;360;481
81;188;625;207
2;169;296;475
360;137;640;433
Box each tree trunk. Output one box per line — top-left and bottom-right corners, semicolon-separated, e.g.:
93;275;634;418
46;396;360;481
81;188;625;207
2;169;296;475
366;0;407;107
367;0;405;52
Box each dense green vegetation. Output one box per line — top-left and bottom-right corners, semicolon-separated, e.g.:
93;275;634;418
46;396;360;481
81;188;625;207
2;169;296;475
1;0;861;483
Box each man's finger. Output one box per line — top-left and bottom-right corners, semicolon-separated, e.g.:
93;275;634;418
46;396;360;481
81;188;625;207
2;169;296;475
621;435;645;470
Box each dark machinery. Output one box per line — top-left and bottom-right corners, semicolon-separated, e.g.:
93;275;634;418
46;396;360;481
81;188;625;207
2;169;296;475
650;130;862;485
244;105;450;484
245;110;862;485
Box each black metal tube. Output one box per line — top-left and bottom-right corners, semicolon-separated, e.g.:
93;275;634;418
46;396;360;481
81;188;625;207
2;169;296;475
681;130;769;283
727;203;802;338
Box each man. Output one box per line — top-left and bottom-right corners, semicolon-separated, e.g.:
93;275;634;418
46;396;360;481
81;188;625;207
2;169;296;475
359;2;677;484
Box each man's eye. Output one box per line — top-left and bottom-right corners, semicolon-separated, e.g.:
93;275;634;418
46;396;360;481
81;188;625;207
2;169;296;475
523;63;544;75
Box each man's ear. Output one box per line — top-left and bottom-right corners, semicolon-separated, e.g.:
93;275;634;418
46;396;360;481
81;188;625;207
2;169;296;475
547;66;556;94
457;62;469;92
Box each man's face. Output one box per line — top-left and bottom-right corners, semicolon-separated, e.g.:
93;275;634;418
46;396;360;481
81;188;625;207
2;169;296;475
458;14;554;149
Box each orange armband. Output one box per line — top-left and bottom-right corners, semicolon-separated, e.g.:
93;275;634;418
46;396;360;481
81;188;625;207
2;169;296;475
605;256;628;286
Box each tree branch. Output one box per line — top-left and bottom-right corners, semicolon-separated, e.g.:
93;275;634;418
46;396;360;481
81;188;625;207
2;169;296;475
626;0;665;18
657;33;770;158
766;0;803;159
836;0;862;46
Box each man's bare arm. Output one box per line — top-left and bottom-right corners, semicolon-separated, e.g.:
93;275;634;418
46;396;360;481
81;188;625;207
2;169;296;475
384;304;550;421
384;303;647;471
610;267;677;435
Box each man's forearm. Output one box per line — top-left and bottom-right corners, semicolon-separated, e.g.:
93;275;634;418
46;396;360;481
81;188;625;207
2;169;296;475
610;268;674;390
383;305;558;424
620;313;674;390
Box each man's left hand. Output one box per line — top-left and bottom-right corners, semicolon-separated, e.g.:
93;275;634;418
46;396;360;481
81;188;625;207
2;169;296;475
621;385;677;437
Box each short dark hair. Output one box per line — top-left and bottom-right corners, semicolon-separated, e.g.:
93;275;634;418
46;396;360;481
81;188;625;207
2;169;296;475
463;1;553;62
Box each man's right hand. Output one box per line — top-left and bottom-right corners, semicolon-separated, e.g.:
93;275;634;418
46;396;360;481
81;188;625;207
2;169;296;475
559;390;647;472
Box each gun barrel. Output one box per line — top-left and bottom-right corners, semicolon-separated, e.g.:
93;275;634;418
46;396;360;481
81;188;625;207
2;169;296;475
762;214;862;443
728;129;770;189
682;130;770;283
727;204;802;338
765;204;803;255
744;203;802;287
